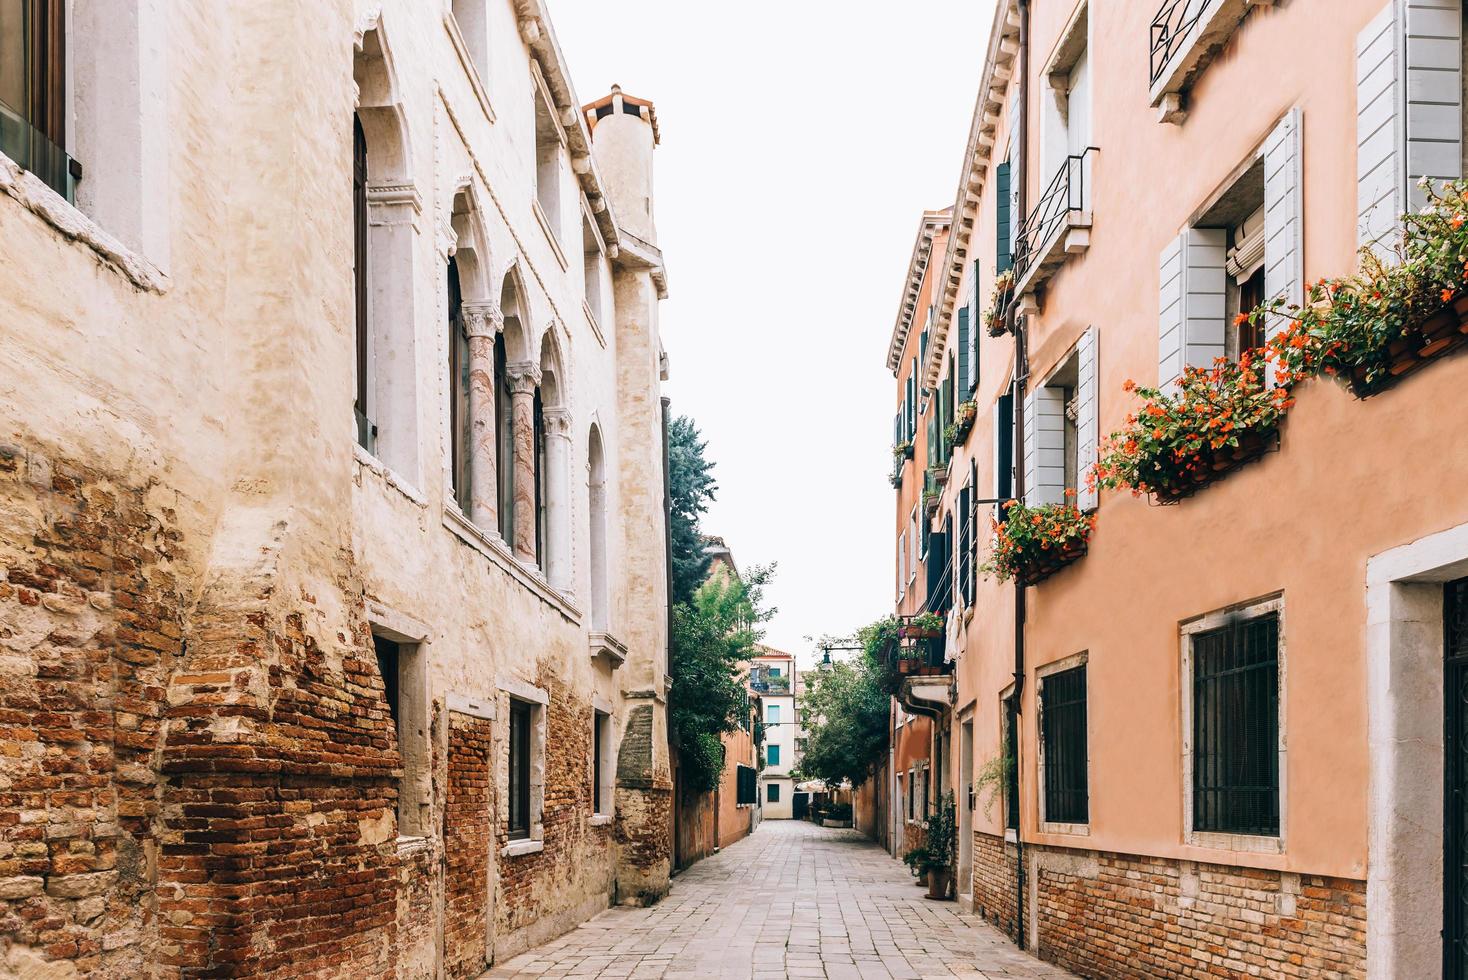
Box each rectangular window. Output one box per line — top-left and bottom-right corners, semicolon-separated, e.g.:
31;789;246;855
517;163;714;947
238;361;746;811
767;782;780;803
1192;610;1280;837
0;0;73;200
736;765;756;805
593;711;608;815
767;703;780;724
1004;695;1020;831
906;770;914;820
995;388;1015;506
508;699;533;840
767;744;780;767
353;114;373;451
1041;664;1089;825
448;257;471;514
374;635;400;729
768;667;781;678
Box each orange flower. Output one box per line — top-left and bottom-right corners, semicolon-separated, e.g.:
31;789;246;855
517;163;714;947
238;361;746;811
1122;379;1136;393
1444;288;1456;303
1454;213;1465;230
1233;313;1249;327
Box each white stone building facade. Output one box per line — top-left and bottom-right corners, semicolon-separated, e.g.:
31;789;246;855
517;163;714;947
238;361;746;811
0;1;672;977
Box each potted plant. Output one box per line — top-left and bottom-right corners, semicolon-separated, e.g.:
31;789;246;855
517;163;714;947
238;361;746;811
893;440;914;460
985;270;1016;337
922;488;941;515
903;793;956;900
950;400;978;445
900;612;944;639
980;499;1094;586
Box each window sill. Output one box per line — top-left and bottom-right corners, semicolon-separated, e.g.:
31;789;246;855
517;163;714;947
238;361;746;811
0;150;169;294
589;814;613;827
396;835;432;856
1039;821;1089;837
533;200;568;271
442;12;497;125
501;839;544;858
442;504;582;623
1004;828;1018;843
1186;830;1284;855
353;444;427;507
583;301;606;348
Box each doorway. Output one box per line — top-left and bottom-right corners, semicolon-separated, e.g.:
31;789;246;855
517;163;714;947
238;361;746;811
793;792;809;821
959;717;974;903
1446;577;1468;978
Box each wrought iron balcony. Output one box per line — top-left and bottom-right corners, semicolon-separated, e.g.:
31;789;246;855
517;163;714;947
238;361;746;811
1150;0;1211;87
1148;0;1257;120
1013;148;1096;296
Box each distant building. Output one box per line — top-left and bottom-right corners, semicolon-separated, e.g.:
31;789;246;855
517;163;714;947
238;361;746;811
750;646;799;818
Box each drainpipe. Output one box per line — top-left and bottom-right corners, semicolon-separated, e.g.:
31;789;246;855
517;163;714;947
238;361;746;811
1008;0;1032;953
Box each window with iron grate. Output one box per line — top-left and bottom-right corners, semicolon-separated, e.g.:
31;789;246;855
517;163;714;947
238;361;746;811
1041;664;1088;825
1191;611;1279;836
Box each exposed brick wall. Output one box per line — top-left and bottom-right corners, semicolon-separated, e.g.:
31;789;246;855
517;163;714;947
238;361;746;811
444;711;494;979
0;444;183;976
496;667;613;951
613;702;671;906
970;831;1367;978
972;832;1020;940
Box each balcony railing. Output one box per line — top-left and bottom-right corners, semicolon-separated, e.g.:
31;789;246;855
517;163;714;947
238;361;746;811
1150;0;1211;87
0;102;79;203
1013;148;1097;290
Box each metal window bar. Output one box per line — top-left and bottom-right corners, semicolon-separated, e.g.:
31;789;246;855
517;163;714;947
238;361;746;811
1004;696;1020;831
1444;578;1468;978
1013;148;1097;286
1192;612;1279;836
1041;665;1088;824
1150;0;1211;87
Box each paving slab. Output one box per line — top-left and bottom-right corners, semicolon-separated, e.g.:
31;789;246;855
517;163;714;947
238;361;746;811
482;820;1074;979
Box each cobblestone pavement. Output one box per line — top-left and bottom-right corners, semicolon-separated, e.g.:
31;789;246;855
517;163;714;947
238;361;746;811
483;819;1075;979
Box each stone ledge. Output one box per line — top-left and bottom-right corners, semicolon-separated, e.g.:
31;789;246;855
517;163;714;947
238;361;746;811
0;150;169;294
500;839;544;858
589;814;612;827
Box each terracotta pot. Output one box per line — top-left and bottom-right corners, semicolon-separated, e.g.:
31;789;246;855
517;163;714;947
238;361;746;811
925;868;952;900
1453;293;1468;319
897;659;917;675
1420;336;1456;359
1422;309;1458;340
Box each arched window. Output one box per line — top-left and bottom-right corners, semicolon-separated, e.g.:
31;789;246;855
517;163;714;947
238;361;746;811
587;426;608;631
447;257;471;513
353;22;418;478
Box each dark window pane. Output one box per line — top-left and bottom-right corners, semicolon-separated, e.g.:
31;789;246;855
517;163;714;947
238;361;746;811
1041;665;1088;824
509;700;532;839
1192;612;1279;836
1005;696;1019;831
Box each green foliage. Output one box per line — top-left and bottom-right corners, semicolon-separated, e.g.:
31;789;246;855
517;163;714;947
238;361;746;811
793;618;895;789
925;792;957;871
669;565;776;795
668;416;718;606
973;741;1013;818
901;846;932;877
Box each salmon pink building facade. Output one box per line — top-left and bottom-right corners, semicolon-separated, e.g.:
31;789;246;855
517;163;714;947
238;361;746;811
885;0;1468;976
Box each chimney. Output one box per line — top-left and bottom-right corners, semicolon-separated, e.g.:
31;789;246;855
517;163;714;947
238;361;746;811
584;85;659;245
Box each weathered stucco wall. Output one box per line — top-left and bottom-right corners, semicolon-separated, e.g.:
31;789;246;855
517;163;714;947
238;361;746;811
0;0;672;976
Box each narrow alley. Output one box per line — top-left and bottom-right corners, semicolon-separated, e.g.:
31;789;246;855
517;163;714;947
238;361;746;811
483;821;1072;980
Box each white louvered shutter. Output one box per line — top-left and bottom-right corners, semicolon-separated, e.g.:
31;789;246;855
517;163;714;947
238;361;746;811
1265;109;1305;319
1159;230;1227;386
1358;4;1402;251
1025;386;1067;508
1076;327;1100;513
1022;390;1037;505
1405;0;1464;210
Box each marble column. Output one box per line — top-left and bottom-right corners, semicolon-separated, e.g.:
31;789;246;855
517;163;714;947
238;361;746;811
542;407;573;593
462;301;501;532
505;360;542;563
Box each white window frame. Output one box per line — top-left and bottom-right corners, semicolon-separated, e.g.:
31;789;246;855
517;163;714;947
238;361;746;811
1036;651;1090;836
499;676;549;857
591;696;615;824
1179;594;1287;855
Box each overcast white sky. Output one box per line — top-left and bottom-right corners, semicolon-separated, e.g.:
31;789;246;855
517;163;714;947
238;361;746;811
552;1;995;662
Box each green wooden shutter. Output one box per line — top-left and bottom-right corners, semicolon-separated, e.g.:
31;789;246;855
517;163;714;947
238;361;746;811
996;161;1013;274
956;308;970;404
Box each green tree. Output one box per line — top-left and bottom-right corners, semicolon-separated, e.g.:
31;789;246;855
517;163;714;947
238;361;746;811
669;565;777;794
668;416;717;606
793;617;897;789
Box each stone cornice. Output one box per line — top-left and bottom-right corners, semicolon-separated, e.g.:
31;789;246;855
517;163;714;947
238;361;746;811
886;209;952;373
924;0;1021;389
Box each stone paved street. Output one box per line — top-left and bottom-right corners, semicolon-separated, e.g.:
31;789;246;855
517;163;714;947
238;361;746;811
483;820;1074;979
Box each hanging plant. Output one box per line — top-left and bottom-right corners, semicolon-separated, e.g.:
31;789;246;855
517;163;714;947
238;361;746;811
984;270;1016;338
944;400;978;446
893;440;914;460
1091;353;1289;503
1244;177;1468;398
980;499;1094;586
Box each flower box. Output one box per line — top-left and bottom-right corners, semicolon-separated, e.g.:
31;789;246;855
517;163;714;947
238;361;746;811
1343;295;1468;397
1148;427;1279;504
899;627;942;640
1014;537;1089;587
981;502;1095;586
